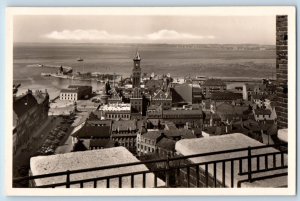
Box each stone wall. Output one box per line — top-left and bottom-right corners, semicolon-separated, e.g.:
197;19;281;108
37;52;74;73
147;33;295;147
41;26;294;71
276;15;288;129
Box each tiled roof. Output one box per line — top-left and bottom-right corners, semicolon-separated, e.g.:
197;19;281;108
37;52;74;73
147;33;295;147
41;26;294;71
13;92;38;117
216;103;248;115
152;89;172;100
72;125;111;138
204;126;229;135
88;111;102;120
142;129;195;140
142;131;162;140
203;79;225;86
137;119;147;130
171;84;193;103
162;129;194;138
163;109;203;116
109;88;122;100
145;79;163;89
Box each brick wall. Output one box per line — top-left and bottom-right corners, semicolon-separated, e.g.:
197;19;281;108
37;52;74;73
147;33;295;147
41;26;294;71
276;15;288;129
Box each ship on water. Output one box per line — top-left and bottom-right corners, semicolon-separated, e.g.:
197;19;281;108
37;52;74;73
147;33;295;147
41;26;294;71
77;57;84;62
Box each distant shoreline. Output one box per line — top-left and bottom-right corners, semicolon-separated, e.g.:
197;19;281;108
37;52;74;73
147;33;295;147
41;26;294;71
13;42;276;47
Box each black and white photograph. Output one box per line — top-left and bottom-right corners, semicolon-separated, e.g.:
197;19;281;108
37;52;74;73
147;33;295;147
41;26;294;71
6;7;296;195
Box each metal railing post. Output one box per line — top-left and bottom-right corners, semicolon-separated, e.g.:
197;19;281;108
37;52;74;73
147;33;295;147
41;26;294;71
66;170;70;188
247;146;252;182
165;154;170;187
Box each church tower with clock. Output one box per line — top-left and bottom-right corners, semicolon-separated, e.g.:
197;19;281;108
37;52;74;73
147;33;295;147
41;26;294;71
132;51;141;88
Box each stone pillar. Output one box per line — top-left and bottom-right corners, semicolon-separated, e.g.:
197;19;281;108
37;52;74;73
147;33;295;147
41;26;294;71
276;15;288;129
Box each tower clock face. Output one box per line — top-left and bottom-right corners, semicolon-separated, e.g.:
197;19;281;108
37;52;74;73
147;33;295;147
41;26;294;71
135;63;139;67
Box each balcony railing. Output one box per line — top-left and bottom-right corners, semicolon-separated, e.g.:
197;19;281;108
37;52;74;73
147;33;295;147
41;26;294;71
13;143;288;188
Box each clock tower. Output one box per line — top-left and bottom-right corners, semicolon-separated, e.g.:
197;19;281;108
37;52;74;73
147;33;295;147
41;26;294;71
132;51;141;88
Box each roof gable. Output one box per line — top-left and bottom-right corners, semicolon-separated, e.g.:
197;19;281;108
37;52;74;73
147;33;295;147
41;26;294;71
13;93;38;117
152;89;171;100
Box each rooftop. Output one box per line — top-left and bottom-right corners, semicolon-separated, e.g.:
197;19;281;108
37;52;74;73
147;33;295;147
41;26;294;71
142;129;195;140
33;90;49;104
211;91;243;101
112;120;137;131
152;89;172;100
278;129;288;143
216;103;248;115
99;103;131;111
175;133;287;187
142;131;162;140
86;119;112;127
13;92;38;117
163;109;203;116
71;124;111;138
61;85;92;93
30;147;165;188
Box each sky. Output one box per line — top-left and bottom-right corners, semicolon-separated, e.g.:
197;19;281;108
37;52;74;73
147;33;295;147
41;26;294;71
13;15;276;44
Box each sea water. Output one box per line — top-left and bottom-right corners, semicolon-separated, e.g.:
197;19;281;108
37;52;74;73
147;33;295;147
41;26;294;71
13;43;276;99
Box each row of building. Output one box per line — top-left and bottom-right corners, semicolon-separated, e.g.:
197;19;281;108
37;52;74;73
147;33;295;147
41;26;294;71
66;50;281;156
13;89;50;154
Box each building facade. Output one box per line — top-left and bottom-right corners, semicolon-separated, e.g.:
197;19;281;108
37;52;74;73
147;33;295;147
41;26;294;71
202;79;226;98
136;131;162;156
275;15;288;129
98;103;131;120
13;90;49;154
130;87;144;115
60;85;92;101
111;120;139;153
147;109;203;128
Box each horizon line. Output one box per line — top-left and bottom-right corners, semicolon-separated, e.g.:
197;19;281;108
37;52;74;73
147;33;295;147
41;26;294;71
13;42;276;46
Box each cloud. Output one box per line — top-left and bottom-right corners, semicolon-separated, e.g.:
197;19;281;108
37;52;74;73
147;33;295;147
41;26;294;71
44;29;215;43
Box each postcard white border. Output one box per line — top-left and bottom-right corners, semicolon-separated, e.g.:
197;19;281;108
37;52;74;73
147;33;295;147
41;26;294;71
5;6;296;196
